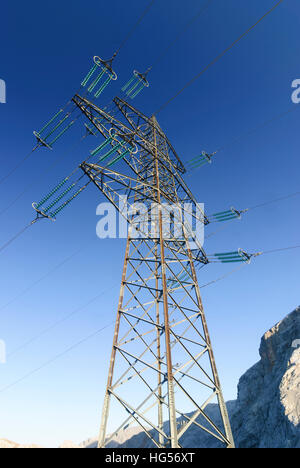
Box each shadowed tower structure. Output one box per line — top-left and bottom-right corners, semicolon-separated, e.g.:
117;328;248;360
72;95;235;448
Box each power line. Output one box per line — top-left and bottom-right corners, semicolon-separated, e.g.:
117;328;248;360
200;263;248;289
207;190;300;221
0;217;43;256
150;0;214;68
4;241;299;394
92;2;213;116
0;245;87;314
0;1;212;208
262;245;300;255
0;322;114;394
0;2;155;190
114;0;156;57
185;103;300;174
199;243;300;288
154;0;284;115
8;283;119;358
0;131;90;218
215;105;298;154
204;189;300;240
0;108;83;188
0;148;37;186
247;191;300;211
0;130;97;255
0;222;33;255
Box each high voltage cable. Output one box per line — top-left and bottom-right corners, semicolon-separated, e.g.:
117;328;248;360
0;148;37;186
113;0;156;57
205;217;238;240
247;191;300;211
186;104;300;175
3;185;297;326
0;107;82;188
0;97;120;219
4;189;298;352
215;105;298;154
154;0;284;115
7;283;119;359
0;94;120;220
186;106;299;176
204;190;300;240
199;263;248;289
0;0;258;210
0;223;33;255
150;0;214;68
0;130;97;255
0;2;155;189
206;190;300;220
0;0;284;193
1;0;210;194
0;0;155;213
0;181;299;257
0;245;88;314
199;244;300;288
0;322;115;394
1;242;299;392
0;1;294;401
0;129;90;218
262;245;300;255
0;86;149;254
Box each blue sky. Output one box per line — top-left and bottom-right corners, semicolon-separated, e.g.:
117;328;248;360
0;0;299;447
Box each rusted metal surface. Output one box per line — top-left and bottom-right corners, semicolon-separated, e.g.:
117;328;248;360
78;97;234;449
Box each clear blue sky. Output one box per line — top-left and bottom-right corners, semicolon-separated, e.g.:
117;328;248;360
0;0;299;447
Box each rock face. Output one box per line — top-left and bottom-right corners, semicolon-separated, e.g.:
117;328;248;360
82;427;147;449
84;306;300;449
59;440;81;449
232;306;300;448
0;439;42;449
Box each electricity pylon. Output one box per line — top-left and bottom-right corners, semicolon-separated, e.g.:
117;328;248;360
74;95;235;448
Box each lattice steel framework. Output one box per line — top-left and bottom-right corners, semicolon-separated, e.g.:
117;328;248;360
74;95;235;448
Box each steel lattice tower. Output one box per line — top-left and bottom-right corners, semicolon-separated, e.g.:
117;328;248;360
73;95;235;448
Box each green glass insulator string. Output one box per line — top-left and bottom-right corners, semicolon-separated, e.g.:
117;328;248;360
122;76;135;92
43;183;77;214
213;210;240;222
35;161;83;211
43;114;71;141
88;68;106;93
90;137;113;157
36;177;70;209
100;143;122;162
49;120;75;146
213;251;250;263
214;213;237;219
81;63;98;87
127;79;141;96
214;251;240;257
213;210;233;217
188;156;210;168
94;76;113;98
131;83;145;99
50;180;91;218
107;149;129;167
38;109;64;136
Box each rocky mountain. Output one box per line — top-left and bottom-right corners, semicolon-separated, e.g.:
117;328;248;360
232;305;300;448
81;306;300;449
0;439;42;449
